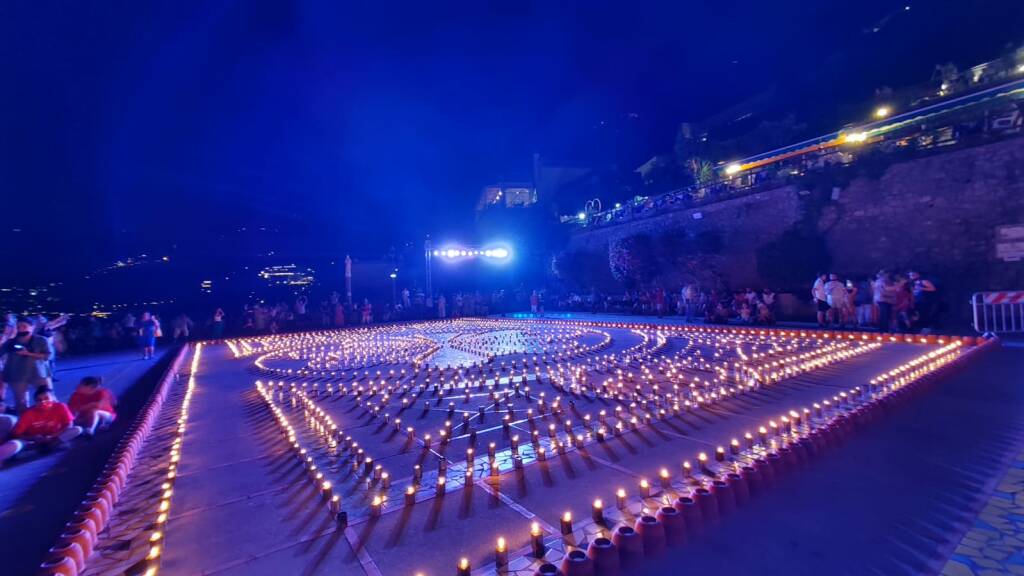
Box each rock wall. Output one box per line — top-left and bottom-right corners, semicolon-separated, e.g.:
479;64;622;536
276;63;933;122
568;137;1024;324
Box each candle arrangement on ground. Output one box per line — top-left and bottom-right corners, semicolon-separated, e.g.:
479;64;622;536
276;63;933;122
69;319;988;576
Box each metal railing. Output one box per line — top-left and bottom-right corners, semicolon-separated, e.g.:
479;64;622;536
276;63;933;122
971;291;1024;333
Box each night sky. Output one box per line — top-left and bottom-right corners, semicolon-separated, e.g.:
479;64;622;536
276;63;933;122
2;0;1022;287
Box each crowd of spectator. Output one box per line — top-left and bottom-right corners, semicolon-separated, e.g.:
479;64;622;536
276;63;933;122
554;268;941;334
811;269;939;333
556;285;778;325
1;315;118;467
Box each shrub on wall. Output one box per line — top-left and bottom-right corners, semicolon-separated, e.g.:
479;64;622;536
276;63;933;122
608;233;657;288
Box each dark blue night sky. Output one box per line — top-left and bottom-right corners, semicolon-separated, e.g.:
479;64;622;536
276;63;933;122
2;0;1021;286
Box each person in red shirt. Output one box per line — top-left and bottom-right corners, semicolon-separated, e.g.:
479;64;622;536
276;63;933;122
0;386;82;465
69;376;117;436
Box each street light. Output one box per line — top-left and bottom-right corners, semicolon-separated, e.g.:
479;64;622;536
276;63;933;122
874;106;891;119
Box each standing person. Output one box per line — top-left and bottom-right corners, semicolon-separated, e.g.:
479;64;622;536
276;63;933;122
437;294;447;319
294;295;308;326
895;275;915;332
68;376;117;437
137;312;159;360
812;273;830;328
873;271;896;332
653;287;666;318
361;299;373;324
0;317;52;413
334;300;346;327
854;276;874;328
211;308;226;338
172;313;194;341
683;283;699;321
0;386;82;463
909;271;938;332
824;274;848;327
529;291;539;314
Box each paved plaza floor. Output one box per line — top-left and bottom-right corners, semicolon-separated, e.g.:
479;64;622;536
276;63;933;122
28;318;1024;576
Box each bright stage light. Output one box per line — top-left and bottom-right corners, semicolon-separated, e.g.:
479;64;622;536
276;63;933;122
438;244;511;260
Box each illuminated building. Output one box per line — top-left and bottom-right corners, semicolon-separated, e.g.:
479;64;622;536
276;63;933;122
257;264;316;287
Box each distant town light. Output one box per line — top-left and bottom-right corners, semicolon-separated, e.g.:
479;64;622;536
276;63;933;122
874;106;891;119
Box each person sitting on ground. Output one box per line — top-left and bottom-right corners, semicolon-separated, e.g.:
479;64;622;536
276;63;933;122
738;302;753;324
0;386;82;465
68;376;117;437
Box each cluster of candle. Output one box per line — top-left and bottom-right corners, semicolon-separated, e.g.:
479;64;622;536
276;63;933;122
226;317;980;576
440;338;978;575
254;381;350;522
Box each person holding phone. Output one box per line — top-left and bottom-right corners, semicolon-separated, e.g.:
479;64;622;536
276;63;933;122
0;317;52;413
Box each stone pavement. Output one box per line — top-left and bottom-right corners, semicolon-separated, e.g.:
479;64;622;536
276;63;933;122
942;452;1024;576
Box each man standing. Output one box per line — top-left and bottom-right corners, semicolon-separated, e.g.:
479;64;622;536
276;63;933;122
137;311;160;360
812;273;830;328
0;317;52;413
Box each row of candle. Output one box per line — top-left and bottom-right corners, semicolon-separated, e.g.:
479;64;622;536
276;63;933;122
435;339;978;575
140;343;204;575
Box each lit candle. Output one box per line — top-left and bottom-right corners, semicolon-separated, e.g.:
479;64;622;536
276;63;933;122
592;498;604;523
640;478;651;497
560;511;573;534
496;536;508;568
616;488;627;509
530;521;546;557
457;556;471;576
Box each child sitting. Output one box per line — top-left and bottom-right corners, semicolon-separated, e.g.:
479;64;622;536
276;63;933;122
69;376;117;437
